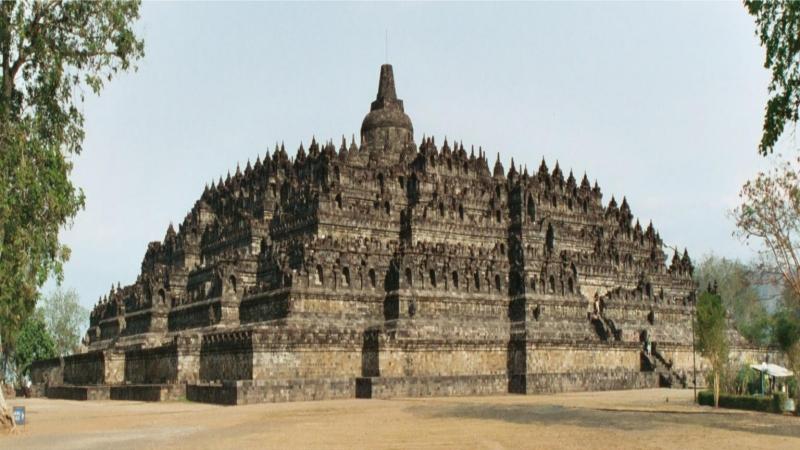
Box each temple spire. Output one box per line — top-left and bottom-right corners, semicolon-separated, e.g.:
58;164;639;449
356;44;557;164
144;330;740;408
361;64;414;151
376;64;398;103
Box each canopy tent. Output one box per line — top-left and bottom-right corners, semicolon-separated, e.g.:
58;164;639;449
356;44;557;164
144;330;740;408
750;362;794;378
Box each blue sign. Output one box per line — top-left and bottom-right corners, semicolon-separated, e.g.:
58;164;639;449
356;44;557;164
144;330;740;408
12;406;25;425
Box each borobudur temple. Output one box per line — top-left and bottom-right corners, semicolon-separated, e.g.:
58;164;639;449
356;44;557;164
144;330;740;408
30;65;770;404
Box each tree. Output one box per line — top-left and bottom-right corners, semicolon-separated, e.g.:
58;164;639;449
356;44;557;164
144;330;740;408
41;288;87;356
744;1;800;155
0;2;143;430
773;309;800;411
734;156;800;312
12;311;56;384
0;1;144;361
693;255;772;344
695;291;730;408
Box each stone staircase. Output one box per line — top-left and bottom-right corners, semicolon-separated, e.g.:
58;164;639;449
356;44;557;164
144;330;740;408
591;312;621;342
641;348;688;388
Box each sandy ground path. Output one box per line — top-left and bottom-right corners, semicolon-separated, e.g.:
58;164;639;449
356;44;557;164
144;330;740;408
1;388;798;449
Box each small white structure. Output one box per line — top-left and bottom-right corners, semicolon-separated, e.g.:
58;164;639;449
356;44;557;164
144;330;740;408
750;363;794;378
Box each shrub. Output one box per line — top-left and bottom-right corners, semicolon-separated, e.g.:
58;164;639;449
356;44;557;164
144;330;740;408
787;377;798;398
707;363;750;395
734;365;762;395
771;392;788;413
697;391;775;412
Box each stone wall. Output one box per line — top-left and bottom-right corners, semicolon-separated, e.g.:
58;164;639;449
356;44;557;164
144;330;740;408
357;374;508;399
176;333;202;384
187;378;355;405
29;357;63;385
199;331;253;381
248;325;364;379
525;344;641;374
121;311;155;336
523;370;659;394
239;291;290;324
125;344;179;384
63;352;105;385
46;385;110;401
378;342;508;378
110;384;184;402
104;351;126;385
169;299;221;331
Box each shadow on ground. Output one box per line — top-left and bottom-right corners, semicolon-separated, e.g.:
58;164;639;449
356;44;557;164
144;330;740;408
411;402;800;438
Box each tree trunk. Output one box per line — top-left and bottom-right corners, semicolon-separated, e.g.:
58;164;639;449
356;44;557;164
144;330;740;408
713;371;720;408
0;385;15;432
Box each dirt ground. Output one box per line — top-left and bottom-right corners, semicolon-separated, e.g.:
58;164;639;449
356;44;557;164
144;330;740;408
1;388;798;449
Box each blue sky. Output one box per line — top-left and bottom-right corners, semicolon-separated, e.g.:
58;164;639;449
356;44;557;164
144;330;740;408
51;2;779;310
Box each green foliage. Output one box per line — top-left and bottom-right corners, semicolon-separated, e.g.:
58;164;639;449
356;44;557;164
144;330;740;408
693;255;771;345
41;288;86;356
695;292;730;367
771;391;789;412
697;390;780;412
695;291;730;406
13;311;56;381
772;309;800;406
707;363;757;396
734;365;762;396
0;1;144;351
707;363;732;395
773;309;800;352
745;1;800;155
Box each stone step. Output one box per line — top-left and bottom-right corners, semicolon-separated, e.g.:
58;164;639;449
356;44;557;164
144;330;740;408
356;374;508;399
186;377;355;405
522;370;659;394
45;385;110;401
110;384;185;402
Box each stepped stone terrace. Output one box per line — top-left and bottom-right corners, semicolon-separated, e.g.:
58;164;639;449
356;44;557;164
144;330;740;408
30;65;768;404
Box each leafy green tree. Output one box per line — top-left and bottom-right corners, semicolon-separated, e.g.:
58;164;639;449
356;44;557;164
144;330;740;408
13;311;56;384
41;288;87;356
773;309;800;411
744;1;800;155
693;255;771;344
0;1;144;356
695;292;730;408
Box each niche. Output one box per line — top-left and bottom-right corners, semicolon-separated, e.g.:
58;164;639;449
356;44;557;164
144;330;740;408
315;265;324;286
527;194;536;222
342;267;351;287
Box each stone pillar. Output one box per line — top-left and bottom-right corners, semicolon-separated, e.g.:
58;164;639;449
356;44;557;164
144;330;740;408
150;307;169;334
103;350;126;385
219;274;242;327
176;334;201;384
220;301;240;327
